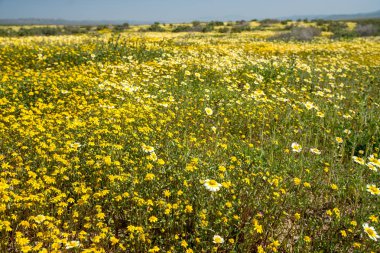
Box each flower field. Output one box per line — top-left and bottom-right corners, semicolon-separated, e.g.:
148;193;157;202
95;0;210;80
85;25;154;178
0;32;380;252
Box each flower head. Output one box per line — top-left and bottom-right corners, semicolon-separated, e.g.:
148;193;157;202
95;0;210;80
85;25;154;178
368;155;380;168
213;235;224;244
34;215;46;224
70;142;82;149
310;148;321;155
303;101;315;110
335;137;343;144
367;163;378;172
293;177;301;185
352;156;365;165
291;142;302;153
204;179;222;192
142;144;155;153
363;223;380;241
366;184;380;195
205;107;213;116
149;216;158;223
66;241;80;249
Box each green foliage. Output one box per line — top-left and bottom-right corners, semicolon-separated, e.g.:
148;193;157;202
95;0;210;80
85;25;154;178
113;23;130;32
172;25;193;33
192;20;201;27
327;22;355;38
217;27;230;33
143;22;166;32
281;20;291;25
208;21;224;26
231;21;252;33
172;21;223;33
0;25;92;36
260;19;281;26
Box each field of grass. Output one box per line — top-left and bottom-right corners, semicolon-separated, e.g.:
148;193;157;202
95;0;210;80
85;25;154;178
0;32;380;252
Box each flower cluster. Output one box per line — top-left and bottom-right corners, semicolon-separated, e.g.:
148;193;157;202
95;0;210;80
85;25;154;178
0;30;379;252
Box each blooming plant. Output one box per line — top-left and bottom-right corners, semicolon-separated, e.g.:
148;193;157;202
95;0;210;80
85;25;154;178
0;27;379;252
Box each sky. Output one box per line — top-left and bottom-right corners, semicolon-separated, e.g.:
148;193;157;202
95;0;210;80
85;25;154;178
0;0;379;22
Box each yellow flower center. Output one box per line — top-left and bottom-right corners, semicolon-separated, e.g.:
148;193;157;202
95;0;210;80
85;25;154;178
208;180;218;186
365;228;376;237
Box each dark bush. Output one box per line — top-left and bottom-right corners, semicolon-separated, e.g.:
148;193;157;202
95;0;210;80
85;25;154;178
284;24;296;30
208;21;224;26
172;25;193;33
236;20;248;25
0;28;16;36
63;26;82;34
201;24;214;33
231;25;251;33
217;27;230;33
172;22;218;33
113;23;130;32
313;19;328;27
260;19;280;26
281;20;290;25
327;22;355;38
192;21;201;27
0;25;93;37
17;27;61;36
355;24;378;36
96;25;108;31
231;21;251;33
146;22;165;32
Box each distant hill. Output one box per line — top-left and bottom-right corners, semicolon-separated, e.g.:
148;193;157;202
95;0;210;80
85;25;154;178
326;10;380;20
0;10;379;25
0;18;148;26
283;10;380;21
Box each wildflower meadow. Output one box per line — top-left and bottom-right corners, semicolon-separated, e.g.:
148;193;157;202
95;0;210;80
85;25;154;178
0;30;379;252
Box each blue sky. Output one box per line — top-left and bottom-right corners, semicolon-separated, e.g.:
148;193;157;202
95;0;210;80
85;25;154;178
0;0;379;22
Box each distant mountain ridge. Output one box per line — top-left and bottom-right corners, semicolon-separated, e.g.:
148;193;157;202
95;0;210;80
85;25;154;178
281;10;380;20
0;18;148;25
0;10;379;25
